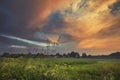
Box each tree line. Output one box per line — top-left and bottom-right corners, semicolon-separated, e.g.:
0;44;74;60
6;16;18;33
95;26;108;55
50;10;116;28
0;51;120;59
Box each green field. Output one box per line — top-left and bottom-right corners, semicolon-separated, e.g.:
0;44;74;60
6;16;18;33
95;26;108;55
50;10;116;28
0;58;120;80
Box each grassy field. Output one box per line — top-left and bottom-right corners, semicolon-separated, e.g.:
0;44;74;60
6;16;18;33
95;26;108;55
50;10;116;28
0;58;120;80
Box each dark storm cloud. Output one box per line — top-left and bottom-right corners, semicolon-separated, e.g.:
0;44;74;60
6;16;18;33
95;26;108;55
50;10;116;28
39;12;73;42
41;12;66;33
109;1;120;14
60;33;74;43
0;0;66;38
0;8;17;34
0;0;51;34
0;0;70;48
0;0;46;45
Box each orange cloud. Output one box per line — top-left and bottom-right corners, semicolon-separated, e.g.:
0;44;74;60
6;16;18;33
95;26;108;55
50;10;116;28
89;0;116;12
61;0;120;49
78;38;120;49
48;38;59;44
29;0;120;50
29;0;71;29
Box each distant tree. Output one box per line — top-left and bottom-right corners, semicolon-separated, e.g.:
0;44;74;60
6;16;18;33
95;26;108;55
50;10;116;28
82;53;87;58
37;53;45;57
75;52;80;58
63;53;68;58
36;53;41;56
10;54;20;58
70;51;75;58
2;52;10;57
109;52;120;56
68;51;80;58
109;52;120;58
67;53;71;57
88;54;92;58
55;53;62;58
27;52;32;57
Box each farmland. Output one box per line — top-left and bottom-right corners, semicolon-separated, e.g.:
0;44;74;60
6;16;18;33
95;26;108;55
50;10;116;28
0;58;120;80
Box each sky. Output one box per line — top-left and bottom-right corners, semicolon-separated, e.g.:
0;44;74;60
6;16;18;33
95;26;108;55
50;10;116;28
0;0;120;55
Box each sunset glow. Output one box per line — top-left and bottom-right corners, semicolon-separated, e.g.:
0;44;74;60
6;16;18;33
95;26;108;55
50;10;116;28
0;0;120;55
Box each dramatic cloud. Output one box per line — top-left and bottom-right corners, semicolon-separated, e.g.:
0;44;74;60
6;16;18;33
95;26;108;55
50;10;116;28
10;45;27;49
0;33;54;47
0;0;120;54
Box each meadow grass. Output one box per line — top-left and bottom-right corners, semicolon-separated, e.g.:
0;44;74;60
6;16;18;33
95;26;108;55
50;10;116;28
0;57;120;80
